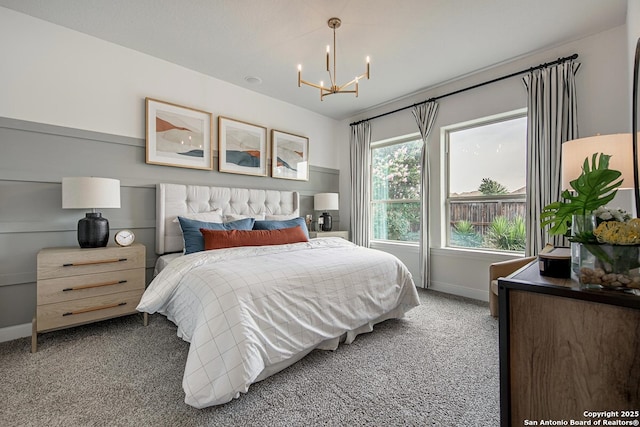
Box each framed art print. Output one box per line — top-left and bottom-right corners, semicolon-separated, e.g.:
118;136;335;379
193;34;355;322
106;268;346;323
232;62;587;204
271;130;309;181
218;116;268;176
145;98;213;170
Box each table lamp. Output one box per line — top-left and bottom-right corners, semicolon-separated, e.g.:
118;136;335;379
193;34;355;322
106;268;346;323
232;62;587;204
314;193;339;231
62;177;121;248
561;134;635;192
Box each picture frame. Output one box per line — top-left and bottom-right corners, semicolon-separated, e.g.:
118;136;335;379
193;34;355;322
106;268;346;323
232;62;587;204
271;130;309;181
145;98;213;170
218;116;268;177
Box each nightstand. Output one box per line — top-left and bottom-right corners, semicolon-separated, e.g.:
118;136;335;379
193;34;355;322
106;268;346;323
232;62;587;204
33;243;147;352
308;230;349;240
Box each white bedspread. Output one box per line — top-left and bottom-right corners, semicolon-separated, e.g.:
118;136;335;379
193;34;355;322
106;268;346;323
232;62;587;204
137;238;420;408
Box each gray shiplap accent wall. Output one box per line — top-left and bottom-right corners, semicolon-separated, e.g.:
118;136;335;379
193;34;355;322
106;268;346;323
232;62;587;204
0;117;340;329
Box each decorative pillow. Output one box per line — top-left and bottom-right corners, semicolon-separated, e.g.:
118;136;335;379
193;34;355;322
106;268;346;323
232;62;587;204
265;213;299;221
177;217;255;254
253;217;309;239
224;213;266;222
171;209;223;224
201;226;309;250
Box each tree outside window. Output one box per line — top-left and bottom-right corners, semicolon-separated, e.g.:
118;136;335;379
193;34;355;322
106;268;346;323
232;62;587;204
371;137;422;242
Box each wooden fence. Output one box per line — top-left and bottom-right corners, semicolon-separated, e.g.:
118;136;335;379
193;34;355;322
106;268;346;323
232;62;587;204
450;199;526;236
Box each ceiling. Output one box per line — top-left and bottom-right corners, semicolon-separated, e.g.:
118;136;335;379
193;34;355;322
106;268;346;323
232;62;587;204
0;0;628;120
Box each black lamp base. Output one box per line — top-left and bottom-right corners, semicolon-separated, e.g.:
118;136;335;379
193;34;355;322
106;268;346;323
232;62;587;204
78;212;109;248
320;212;333;231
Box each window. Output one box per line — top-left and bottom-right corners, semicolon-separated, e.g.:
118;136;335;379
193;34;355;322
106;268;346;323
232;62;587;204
371;134;422;243
446;111;527;252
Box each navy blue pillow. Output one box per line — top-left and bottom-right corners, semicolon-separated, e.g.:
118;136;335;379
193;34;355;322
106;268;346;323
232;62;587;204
178;217;255;254
253;217;309;239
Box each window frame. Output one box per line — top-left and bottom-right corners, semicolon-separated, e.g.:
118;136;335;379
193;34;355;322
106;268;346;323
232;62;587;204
443;108;527;253
370;132;422;245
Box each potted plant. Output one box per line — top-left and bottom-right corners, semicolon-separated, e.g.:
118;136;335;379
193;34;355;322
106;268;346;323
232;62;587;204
540;153;622;238
541;153;640;292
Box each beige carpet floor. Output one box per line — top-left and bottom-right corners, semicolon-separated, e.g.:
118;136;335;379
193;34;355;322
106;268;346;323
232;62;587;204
0;289;499;426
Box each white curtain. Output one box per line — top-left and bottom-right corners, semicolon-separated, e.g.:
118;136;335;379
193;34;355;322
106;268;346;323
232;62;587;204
350;121;371;247
412;101;439;288
523;60;580;255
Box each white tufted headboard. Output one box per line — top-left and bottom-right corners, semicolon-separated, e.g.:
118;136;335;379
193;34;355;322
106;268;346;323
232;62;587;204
156;183;299;254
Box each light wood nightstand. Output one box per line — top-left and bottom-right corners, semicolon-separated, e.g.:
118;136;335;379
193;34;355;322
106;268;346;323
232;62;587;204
308;230;349;240
33;243;147;352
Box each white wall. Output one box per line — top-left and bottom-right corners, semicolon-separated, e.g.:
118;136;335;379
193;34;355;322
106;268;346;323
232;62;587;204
340;25;630;301
0;7;341;170
628;0;640;121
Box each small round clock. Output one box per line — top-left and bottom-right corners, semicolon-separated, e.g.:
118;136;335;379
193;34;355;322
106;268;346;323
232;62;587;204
114;229;135;247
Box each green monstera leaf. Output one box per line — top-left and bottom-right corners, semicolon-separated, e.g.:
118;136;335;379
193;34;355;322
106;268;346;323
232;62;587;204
540;153;623;236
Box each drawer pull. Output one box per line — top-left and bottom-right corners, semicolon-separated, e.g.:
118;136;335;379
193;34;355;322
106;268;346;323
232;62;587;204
62;280;127;292
63;258;128;267
62;302;127;316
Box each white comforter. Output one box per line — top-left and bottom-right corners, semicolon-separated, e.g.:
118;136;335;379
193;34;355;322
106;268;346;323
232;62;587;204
137;238;420;408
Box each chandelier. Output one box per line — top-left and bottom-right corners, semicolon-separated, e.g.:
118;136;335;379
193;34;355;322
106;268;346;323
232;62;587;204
297;17;370;100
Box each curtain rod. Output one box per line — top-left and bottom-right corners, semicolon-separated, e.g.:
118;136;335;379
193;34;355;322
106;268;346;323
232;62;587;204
349;53;579;126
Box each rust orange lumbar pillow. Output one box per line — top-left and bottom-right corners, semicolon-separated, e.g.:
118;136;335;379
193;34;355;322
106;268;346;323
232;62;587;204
200;226;309;250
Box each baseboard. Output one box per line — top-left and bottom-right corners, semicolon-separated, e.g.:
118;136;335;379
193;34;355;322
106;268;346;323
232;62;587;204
429;281;489;302
0;322;31;343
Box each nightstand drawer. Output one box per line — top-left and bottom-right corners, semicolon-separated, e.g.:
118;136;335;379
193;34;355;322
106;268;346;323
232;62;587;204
37;268;145;305
37;245;145;280
36;290;144;332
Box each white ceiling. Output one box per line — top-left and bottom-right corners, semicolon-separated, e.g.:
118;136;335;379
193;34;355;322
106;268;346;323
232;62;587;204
0;0;628;120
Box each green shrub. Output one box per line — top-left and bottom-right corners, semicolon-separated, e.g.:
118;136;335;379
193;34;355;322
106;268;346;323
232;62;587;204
450;220;483;248
485;216;526;251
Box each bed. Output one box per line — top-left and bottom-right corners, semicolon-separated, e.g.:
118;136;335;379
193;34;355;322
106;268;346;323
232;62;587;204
137;183;420;408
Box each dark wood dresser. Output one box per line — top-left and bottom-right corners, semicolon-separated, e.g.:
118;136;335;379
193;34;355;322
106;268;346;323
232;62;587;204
498;261;640;426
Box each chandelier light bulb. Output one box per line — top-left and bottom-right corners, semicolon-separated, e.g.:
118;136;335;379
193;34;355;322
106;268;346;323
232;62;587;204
326;45;330;71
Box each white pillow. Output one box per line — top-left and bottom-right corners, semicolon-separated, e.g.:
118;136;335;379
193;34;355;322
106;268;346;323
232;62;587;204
265;213;299;221
264;214;300;221
224;213;266;222
172;209;224;223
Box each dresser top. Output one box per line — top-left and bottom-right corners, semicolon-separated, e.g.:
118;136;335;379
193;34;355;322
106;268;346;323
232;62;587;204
500;260;640;309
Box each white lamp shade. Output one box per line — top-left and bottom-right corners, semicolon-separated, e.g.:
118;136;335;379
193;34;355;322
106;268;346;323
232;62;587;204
561;134;638;190
314;193;339;211
62;177;121;209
